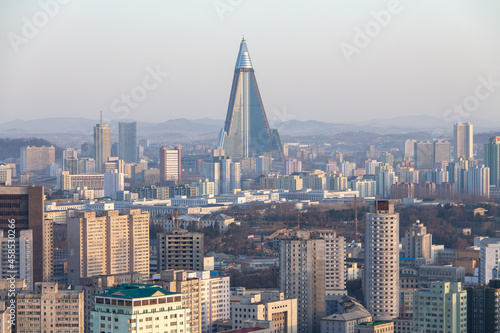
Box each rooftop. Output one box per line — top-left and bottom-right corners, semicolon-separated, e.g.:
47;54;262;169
96;284;178;299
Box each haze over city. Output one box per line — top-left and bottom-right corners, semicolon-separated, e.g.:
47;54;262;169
1;0;500;124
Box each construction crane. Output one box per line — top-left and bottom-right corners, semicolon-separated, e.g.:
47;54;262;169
167;209;200;231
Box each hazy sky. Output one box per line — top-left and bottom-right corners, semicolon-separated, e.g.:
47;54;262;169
1;0;499;125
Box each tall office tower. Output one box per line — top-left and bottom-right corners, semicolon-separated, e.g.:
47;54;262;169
403;220;432;259
0;186;48;284
94;123;111;173
454;122;473;160
67;209;150;284
90;284;189;333
280;230;326;333
218;38;284;160
364;200;399;320
119;121;137;163
20;145;56;173
159;146;181;185
231;291;298;331
285;158;302;175
484;137;500;187
466;165;490;198
414;141;434;169
316;230;346;293
413;282;467;333
404;139;416;159
466;279;500;333
434;140;451;166
0;229;33;289
157;229;204;272
17;282;84;333
104;170;125;198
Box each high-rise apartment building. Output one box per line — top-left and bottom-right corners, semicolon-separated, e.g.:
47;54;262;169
218;38;284;160
104;170;125;198
20;146;56;173
413;281;467;333
454;123;473;160
119;121;137;163
479;239;500;285
231;291;297;332
17;282;84;333
90;284;189;333
156;270;203;333
466;279;500;333
67;209;150;284
189;270;230;333
466;165;490;198
94;123;111;173
484;137;500;187
159;146;181;185
316;229;346;293
157;229;204;272
0;186;49;284
280;230;326;333
403;221;432;259
364;200;399;320
414;140;451;170
285;159;302;175
205;162;221;195
0;229;33;289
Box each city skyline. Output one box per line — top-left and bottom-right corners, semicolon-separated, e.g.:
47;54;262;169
1;1;499;125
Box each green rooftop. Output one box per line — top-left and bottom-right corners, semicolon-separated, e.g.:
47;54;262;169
357;321;391;326
97;284;178;299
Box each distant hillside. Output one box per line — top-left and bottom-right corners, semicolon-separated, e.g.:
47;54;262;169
0;138;60;160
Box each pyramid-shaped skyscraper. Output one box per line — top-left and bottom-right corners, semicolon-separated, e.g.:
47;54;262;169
218;38;284;161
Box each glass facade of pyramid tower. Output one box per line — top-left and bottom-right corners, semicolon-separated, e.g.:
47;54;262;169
218;38;284;161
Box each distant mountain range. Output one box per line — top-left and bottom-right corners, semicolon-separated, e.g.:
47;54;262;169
0;116;498;145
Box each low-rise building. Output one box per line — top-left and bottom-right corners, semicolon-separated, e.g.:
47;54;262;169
321;295;372;333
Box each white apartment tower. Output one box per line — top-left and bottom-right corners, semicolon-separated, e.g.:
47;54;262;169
364;200;399;321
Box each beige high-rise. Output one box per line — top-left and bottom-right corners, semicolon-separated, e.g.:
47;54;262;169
280;230;326;333
94;123;111;173
364;200;399;321
17;282;84;333
453;122;473;160
403;220;432;259
67;209;149;284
